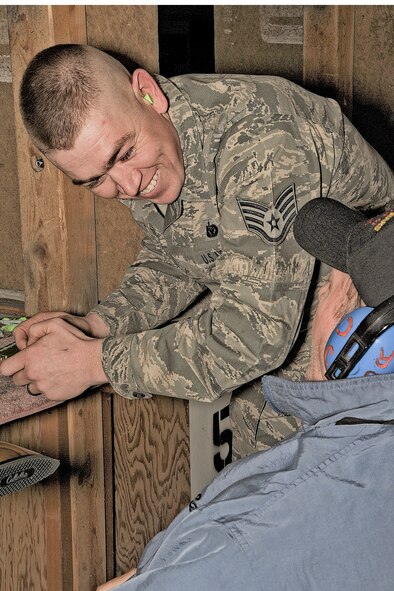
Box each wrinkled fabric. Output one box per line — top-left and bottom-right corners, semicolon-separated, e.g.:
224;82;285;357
92;75;393;424
113;373;394;591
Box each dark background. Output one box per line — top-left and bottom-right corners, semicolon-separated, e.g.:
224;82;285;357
158;6;215;76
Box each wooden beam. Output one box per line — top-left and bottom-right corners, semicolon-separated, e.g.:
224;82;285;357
303;6;354;117
8;4;96;316
67;391;109;589
7;6;110;590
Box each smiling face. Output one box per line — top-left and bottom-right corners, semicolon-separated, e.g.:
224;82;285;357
46;67;185;205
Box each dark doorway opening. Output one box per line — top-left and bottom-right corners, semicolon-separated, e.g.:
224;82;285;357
158;6;215;76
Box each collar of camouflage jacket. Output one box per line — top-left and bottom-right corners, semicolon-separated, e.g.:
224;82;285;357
128;75;218;232
158;75;212;203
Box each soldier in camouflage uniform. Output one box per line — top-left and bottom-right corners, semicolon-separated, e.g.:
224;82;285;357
3;45;393;459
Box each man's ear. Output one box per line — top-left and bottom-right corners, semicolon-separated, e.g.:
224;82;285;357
131;68;168;114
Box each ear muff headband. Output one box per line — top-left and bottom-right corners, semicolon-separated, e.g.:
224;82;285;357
325;295;394;380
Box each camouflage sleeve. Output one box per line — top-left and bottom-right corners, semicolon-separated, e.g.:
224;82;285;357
330;115;394;211
101;249;313;402
92;235;207;334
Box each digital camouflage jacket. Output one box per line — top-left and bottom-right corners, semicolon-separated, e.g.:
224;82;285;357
92;75;393;410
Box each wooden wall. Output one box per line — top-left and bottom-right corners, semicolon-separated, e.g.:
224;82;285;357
215;5;393;168
0;5;392;591
353;5;393;168
0;6;23;293
215;5;304;80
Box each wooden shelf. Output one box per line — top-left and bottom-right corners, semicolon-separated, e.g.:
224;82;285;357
0;289;25;316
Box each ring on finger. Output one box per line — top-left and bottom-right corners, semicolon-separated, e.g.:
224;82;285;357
26;383;39;396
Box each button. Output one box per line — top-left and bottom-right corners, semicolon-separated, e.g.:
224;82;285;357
206;222;218;237
133;392;146;399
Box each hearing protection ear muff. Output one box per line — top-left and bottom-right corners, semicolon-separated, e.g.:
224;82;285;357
325;295;394;380
143;93;154;105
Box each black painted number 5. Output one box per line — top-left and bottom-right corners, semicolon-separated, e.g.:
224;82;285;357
213;405;233;472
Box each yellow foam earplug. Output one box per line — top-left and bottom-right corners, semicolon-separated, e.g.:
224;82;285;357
143;93;154;105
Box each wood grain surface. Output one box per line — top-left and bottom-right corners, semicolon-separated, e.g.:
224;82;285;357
113;394;190;570
8;4;97;316
303;6;354;117
0;5;23;292
4;6;108;591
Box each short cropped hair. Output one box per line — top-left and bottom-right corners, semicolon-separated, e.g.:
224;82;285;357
20;44;100;151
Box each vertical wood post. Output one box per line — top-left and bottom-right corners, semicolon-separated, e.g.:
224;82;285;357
303;6;355;117
7;6;111;590
8;5;97;316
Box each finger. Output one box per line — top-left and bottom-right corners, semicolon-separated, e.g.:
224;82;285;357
14;318;50;349
26;320;52;346
61;314;90;334
0;350;25;377
13;313;50;348
14;313;68;348
26;317;67;346
27;317;90;347
9;368;29;386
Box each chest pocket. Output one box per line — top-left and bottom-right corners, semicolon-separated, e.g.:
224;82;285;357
164;199;222;278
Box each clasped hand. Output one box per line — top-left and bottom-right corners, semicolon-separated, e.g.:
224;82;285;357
0;312;109;400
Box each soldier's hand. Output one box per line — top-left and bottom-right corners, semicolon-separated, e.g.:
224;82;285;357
0;317;108;400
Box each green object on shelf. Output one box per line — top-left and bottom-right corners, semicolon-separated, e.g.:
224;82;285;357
0;316;26;337
2;324;18;333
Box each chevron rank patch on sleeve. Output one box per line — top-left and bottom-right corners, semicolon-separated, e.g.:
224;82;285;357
237;184;298;245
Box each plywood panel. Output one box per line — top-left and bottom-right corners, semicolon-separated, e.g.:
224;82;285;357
8;5;97;316
66;392;109;589
114;395;190;570
0;408;71;591
214;6;303;82
86;5;159;71
0;6;23;291
353;5;393;168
